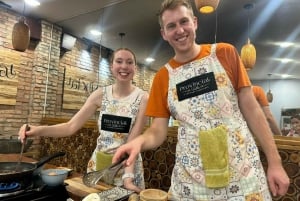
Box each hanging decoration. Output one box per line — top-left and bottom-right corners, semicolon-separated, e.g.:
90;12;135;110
119;32;125;48
12;2;30;52
241;3;256;70
241;38;256;70
266;74;273;103
194;0;220;14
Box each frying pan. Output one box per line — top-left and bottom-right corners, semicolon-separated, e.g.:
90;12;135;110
0;151;65;187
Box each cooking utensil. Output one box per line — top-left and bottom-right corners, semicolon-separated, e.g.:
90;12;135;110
0;151;65;188
15;124;30;172
82;154;128;187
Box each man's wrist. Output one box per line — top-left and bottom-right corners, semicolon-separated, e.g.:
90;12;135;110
122;173;135;181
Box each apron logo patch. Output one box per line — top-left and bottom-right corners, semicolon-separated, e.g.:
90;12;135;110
101;114;131;133
176;72;218;101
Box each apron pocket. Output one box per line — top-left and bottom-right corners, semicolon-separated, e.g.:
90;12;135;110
199;125;229;188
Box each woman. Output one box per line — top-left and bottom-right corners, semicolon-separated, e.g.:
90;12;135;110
18;48;149;192
287;115;300;137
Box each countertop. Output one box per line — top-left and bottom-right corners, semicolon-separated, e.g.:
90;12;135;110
0;154;112;201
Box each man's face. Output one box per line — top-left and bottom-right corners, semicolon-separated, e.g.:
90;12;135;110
160;5;197;54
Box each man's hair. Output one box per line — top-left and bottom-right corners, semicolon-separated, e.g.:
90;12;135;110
158;0;194;28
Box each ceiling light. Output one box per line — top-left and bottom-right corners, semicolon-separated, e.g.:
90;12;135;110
241;3;256;70
145;57;155;63
279;42;293;48
281;74;291;78
280;58;292;63
266;74;273;103
12;17;30;52
194;0;220;14
90;30;102;36
24;0;40;7
12;1;30;52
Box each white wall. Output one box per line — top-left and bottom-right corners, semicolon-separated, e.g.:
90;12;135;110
251;79;300;128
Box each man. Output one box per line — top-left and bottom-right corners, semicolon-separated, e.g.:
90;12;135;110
113;0;289;200
252;85;283;135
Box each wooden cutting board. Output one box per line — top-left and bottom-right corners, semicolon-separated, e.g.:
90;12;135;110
64;176;112;200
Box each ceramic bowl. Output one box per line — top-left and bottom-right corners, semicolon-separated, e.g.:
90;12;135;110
139;189;168;201
40;168;68;186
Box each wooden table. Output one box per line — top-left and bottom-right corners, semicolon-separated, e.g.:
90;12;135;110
64;176;111;201
0;154;112;201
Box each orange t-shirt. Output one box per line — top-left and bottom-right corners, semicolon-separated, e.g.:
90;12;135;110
252;85;269;107
145;43;251;118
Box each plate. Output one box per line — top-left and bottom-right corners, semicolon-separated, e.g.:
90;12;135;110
98;186;133;201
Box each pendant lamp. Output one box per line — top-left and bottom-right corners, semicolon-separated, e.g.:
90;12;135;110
195;0;220;14
12;2;30;52
241;38;256;70
266;74;273;103
241;3;256;70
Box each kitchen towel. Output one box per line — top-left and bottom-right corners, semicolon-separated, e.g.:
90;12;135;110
96;151;113;171
199;125;229;188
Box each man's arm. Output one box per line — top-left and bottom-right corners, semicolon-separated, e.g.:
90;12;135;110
261;106;283;135
238;86;289;196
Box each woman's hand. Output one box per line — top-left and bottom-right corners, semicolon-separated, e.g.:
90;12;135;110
18;124;32;143
123;178;142;193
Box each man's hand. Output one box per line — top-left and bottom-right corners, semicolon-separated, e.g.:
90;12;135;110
267;165;289;196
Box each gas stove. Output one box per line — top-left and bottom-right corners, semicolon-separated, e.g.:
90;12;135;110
0;175;70;201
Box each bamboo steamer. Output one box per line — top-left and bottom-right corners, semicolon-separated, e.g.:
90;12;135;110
139;189;168;201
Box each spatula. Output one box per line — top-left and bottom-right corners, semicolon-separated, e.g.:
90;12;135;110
82;154;128;187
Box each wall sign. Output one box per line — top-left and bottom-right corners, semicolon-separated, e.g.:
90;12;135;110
63;65;100;110
0;49;20;105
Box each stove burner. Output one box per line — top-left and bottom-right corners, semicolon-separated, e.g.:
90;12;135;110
0;182;28;198
0;182;21;191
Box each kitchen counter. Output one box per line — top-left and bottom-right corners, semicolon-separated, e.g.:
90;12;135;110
64;176;112;201
0;154;113;201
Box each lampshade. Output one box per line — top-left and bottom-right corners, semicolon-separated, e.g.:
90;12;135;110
12;17;30;52
267;89;273;103
241;38;256;70
195;0;220;14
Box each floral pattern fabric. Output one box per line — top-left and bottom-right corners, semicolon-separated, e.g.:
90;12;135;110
166;44;271;201
87;85;145;189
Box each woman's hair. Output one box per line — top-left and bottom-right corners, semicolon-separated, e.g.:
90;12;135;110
110;48;137;65
291;114;300;120
158;0;194;28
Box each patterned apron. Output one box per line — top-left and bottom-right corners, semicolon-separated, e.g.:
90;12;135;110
166;44;271;200
87;85;145;189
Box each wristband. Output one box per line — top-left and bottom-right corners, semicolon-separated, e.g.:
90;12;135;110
122;173;135;181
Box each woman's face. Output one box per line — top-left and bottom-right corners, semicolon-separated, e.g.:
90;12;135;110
291;117;300;133
111;50;136;82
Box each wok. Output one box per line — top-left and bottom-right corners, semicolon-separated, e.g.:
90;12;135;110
0;151;65;186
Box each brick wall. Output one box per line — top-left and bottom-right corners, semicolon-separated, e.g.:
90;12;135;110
0;7;156;159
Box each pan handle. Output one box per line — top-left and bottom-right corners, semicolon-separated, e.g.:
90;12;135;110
35;151;66;168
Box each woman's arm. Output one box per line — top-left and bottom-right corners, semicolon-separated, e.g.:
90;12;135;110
19;88;103;140
123;92;149;192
